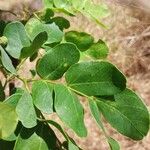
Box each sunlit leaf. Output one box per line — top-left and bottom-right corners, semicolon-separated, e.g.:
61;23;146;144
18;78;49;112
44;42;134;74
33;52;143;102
0;102;18;139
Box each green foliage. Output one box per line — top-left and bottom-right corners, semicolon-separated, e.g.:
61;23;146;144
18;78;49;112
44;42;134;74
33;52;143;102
4;22;31;59
86;39;109;59
32;81;53;114
0;102;18;139
25;18;63;44
36;43;80;80
65;31;94;51
97;89;149;140
54;84;87;137
0;0;149;150
15;90;37;128
65;61;126;96
0;46;16;74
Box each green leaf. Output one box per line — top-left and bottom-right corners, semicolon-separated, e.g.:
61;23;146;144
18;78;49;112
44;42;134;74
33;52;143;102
107;137;120;150
14;122;59;150
42;0;54;8
32;80;53;114
86;39;109;59
70;0;86;10
97;89;150;140
14;132;49;150
65;31;94;51
16;90;37;128
65;61;126;96
89;99;105;132
53;0;75;14
30;69;36;77
68;141;79;150
47;120;68;140
54;84;87;137
25;18;63;44
4;93;22;107
50;16;70;30
40;8;54;22
89;99;120;150
36;43;80;80
3;21;30;59
30;52;38;62
0;102;18;139
21;32;48;58
0;46;16;74
84;1;110;19
48;120;80;150
0;81;5;101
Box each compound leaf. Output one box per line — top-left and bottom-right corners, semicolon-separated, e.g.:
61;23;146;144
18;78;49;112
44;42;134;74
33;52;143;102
54;84;87;137
65;61;126;96
36;43;80;80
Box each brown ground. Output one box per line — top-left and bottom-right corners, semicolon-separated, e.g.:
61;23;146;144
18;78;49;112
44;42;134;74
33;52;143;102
0;0;150;150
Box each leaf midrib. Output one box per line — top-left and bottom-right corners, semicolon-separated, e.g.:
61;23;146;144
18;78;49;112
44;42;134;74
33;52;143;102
97;100;145;137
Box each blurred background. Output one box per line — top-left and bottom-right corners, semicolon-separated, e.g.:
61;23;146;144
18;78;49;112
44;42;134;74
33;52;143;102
0;0;150;149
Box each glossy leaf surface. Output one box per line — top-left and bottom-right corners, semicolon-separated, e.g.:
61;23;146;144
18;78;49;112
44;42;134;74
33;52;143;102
66;61;126;96
36;43;80;80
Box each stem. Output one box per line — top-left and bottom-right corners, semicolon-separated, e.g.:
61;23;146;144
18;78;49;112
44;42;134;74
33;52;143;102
16;76;30;92
33;12;41;21
16;58;27;71
3;74;16;89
